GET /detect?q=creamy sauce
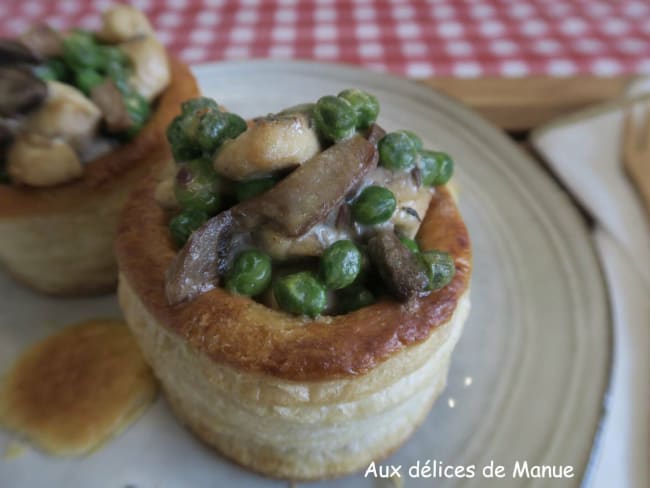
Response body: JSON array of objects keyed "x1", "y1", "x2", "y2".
[
  {"x1": 0, "y1": 319, "x2": 157, "y2": 456},
  {"x1": 353, "y1": 166, "x2": 435, "y2": 239}
]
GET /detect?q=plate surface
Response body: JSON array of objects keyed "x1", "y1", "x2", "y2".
[{"x1": 0, "y1": 61, "x2": 611, "y2": 488}]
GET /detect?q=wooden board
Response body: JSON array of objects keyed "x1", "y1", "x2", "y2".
[{"x1": 423, "y1": 76, "x2": 635, "y2": 131}]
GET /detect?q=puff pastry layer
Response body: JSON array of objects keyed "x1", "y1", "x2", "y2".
[
  {"x1": 116, "y1": 175, "x2": 472, "y2": 479},
  {"x1": 0, "y1": 58, "x2": 198, "y2": 295}
]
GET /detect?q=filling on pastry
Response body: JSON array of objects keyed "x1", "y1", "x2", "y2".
[
  {"x1": 0, "y1": 5, "x2": 170, "y2": 187},
  {"x1": 161, "y1": 90, "x2": 457, "y2": 317}
]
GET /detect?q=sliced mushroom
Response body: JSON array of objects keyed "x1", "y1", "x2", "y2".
[
  {"x1": 247, "y1": 133, "x2": 377, "y2": 237},
  {"x1": 165, "y1": 134, "x2": 378, "y2": 304},
  {"x1": 7, "y1": 133, "x2": 82, "y2": 187},
  {"x1": 0, "y1": 67, "x2": 47, "y2": 117},
  {"x1": 24, "y1": 80, "x2": 101, "y2": 150},
  {"x1": 366, "y1": 229, "x2": 430, "y2": 301},
  {"x1": 91, "y1": 79, "x2": 133, "y2": 132},
  {"x1": 19, "y1": 25, "x2": 63, "y2": 58},
  {"x1": 97, "y1": 5, "x2": 154, "y2": 43},
  {"x1": 165, "y1": 209, "x2": 237, "y2": 305},
  {"x1": 119, "y1": 36, "x2": 170, "y2": 101},
  {"x1": 214, "y1": 113, "x2": 321, "y2": 180},
  {"x1": 0, "y1": 39, "x2": 39, "y2": 64}
]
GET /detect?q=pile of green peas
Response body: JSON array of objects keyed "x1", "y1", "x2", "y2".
[
  {"x1": 35, "y1": 30, "x2": 150, "y2": 139},
  {"x1": 222, "y1": 239, "x2": 375, "y2": 317},
  {"x1": 378, "y1": 129, "x2": 454, "y2": 186},
  {"x1": 164, "y1": 90, "x2": 457, "y2": 315},
  {"x1": 167, "y1": 97, "x2": 249, "y2": 247},
  {"x1": 313, "y1": 89, "x2": 379, "y2": 142},
  {"x1": 273, "y1": 240, "x2": 375, "y2": 317}
]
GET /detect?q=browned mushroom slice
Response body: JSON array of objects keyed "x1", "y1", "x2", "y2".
[
  {"x1": 91, "y1": 80, "x2": 133, "y2": 132},
  {"x1": 0, "y1": 39, "x2": 39, "y2": 64},
  {"x1": 366, "y1": 229, "x2": 430, "y2": 301},
  {"x1": 248, "y1": 134, "x2": 378, "y2": 237},
  {"x1": 165, "y1": 209, "x2": 234, "y2": 305},
  {"x1": 165, "y1": 134, "x2": 378, "y2": 304},
  {"x1": 19, "y1": 25, "x2": 63, "y2": 59},
  {"x1": 0, "y1": 67, "x2": 47, "y2": 117}
]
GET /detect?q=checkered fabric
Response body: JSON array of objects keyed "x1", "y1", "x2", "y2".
[{"x1": 1, "y1": 0, "x2": 650, "y2": 77}]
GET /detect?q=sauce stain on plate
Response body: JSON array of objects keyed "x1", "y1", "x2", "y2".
[{"x1": 0, "y1": 319, "x2": 157, "y2": 456}]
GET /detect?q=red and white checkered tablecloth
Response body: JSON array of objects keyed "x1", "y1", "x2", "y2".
[{"x1": 1, "y1": 0, "x2": 650, "y2": 78}]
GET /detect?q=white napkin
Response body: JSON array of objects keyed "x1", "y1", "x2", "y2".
[{"x1": 531, "y1": 96, "x2": 650, "y2": 488}]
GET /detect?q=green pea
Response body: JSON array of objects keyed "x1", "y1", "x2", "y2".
[
  {"x1": 226, "y1": 249, "x2": 272, "y2": 296},
  {"x1": 167, "y1": 114, "x2": 201, "y2": 160},
  {"x1": 417, "y1": 150, "x2": 454, "y2": 186},
  {"x1": 337, "y1": 89, "x2": 379, "y2": 129},
  {"x1": 167, "y1": 101, "x2": 247, "y2": 161},
  {"x1": 181, "y1": 97, "x2": 220, "y2": 114},
  {"x1": 320, "y1": 240, "x2": 362, "y2": 290},
  {"x1": 313, "y1": 95, "x2": 357, "y2": 142},
  {"x1": 174, "y1": 158, "x2": 221, "y2": 214},
  {"x1": 194, "y1": 111, "x2": 246, "y2": 153},
  {"x1": 35, "y1": 58, "x2": 69, "y2": 81},
  {"x1": 431, "y1": 151, "x2": 453, "y2": 186},
  {"x1": 378, "y1": 131, "x2": 418, "y2": 171},
  {"x1": 416, "y1": 149, "x2": 438, "y2": 186},
  {"x1": 221, "y1": 112, "x2": 248, "y2": 141},
  {"x1": 75, "y1": 69, "x2": 104, "y2": 95},
  {"x1": 235, "y1": 176, "x2": 276, "y2": 202},
  {"x1": 122, "y1": 89, "x2": 151, "y2": 138},
  {"x1": 351, "y1": 185, "x2": 397, "y2": 225},
  {"x1": 420, "y1": 250, "x2": 455, "y2": 291},
  {"x1": 273, "y1": 272, "x2": 328, "y2": 317},
  {"x1": 398, "y1": 130, "x2": 423, "y2": 150},
  {"x1": 338, "y1": 284, "x2": 375, "y2": 313},
  {"x1": 169, "y1": 208, "x2": 207, "y2": 247},
  {"x1": 62, "y1": 30, "x2": 102, "y2": 70},
  {"x1": 196, "y1": 110, "x2": 231, "y2": 154},
  {"x1": 98, "y1": 46, "x2": 128, "y2": 68},
  {"x1": 399, "y1": 236, "x2": 420, "y2": 253},
  {"x1": 105, "y1": 60, "x2": 130, "y2": 91}
]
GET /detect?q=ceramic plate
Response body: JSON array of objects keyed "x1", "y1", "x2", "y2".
[{"x1": 0, "y1": 61, "x2": 612, "y2": 488}]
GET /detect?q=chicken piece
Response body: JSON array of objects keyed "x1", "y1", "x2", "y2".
[
  {"x1": 98, "y1": 5, "x2": 154, "y2": 43},
  {"x1": 119, "y1": 36, "x2": 170, "y2": 101},
  {"x1": 7, "y1": 133, "x2": 82, "y2": 187},
  {"x1": 213, "y1": 113, "x2": 320, "y2": 181},
  {"x1": 24, "y1": 80, "x2": 101, "y2": 150},
  {"x1": 363, "y1": 167, "x2": 434, "y2": 239}
]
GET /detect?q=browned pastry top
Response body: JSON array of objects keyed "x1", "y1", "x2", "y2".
[
  {"x1": 0, "y1": 57, "x2": 198, "y2": 217},
  {"x1": 116, "y1": 175, "x2": 472, "y2": 382}
]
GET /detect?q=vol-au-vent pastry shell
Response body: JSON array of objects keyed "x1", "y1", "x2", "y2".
[
  {"x1": 116, "y1": 174, "x2": 471, "y2": 479},
  {"x1": 0, "y1": 58, "x2": 199, "y2": 295}
]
